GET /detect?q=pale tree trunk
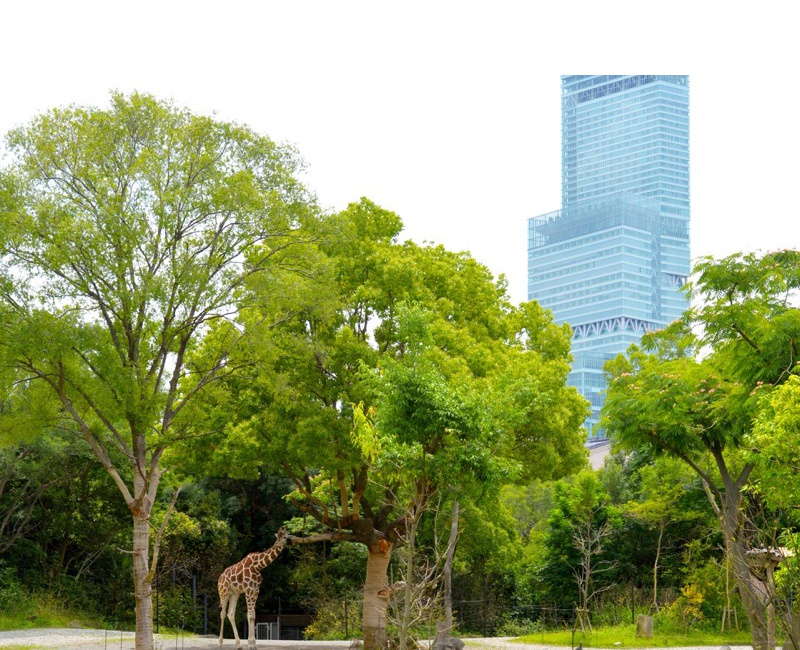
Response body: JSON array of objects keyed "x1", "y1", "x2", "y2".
[
  {"x1": 577, "y1": 520, "x2": 592, "y2": 612},
  {"x1": 730, "y1": 543, "x2": 771, "y2": 650},
  {"x1": 751, "y1": 546, "x2": 800, "y2": 650},
  {"x1": 582, "y1": 534, "x2": 591, "y2": 612},
  {"x1": 724, "y1": 500, "x2": 772, "y2": 650},
  {"x1": 783, "y1": 611, "x2": 800, "y2": 650},
  {"x1": 700, "y1": 459, "x2": 772, "y2": 650},
  {"x1": 397, "y1": 519, "x2": 418, "y2": 650},
  {"x1": 132, "y1": 513, "x2": 155, "y2": 650},
  {"x1": 433, "y1": 499, "x2": 460, "y2": 646},
  {"x1": 363, "y1": 541, "x2": 393, "y2": 650},
  {"x1": 126, "y1": 453, "x2": 178, "y2": 650},
  {"x1": 128, "y1": 460, "x2": 160, "y2": 650},
  {"x1": 443, "y1": 499, "x2": 459, "y2": 632},
  {"x1": 653, "y1": 521, "x2": 664, "y2": 612}
]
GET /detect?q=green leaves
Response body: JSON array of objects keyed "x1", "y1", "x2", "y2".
[
  {"x1": 604, "y1": 352, "x2": 744, "y2": 459},
  {"x1": 624, "y1": 456, "x2": 696, "y2": 525},
  {"x1": 690, "y1": 250, "x2": 800, "y2": 387},
  {"x1": 351, "y1": 402, "x2": 381, "y2": 464},
  {"x1": 0, "y1": 91, "x2": 316, "y2": 516},
  {"x1": 188, "y1": 196, "x2": 588, "y2": 547},
  {"x1": 605, "y1": 249, "x2": 800, "y2": 465},
  {"x1": 749, "y1": 376, "x2": 800, "y2": 517}
]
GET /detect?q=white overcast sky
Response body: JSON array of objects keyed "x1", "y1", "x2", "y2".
[{"x1": 2, "y1": 1, "x2": 797, "y2": 304}]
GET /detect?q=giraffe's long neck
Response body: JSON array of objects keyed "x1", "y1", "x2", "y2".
[{"x1": 251, "y1": 541, "x2": 285, "y2": 571}]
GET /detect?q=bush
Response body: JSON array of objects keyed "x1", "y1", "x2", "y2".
[
  {"x1": 0, "y1": 566, "x2": 34, "y2": 619},
  {"x1": 304, "y1": 594, "x2": 362, "y2": 640},
  {"x1": 495, "y1": 617, "x2": 542, "y2": 636},
  {"x1": 156, "y1": 585, "x2": 199, "y2": 631},
  {"x1": 657, "y1": 584, "x2": 705, "y2": 633}
]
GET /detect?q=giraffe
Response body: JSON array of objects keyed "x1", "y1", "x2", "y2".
[{"x1": 218, "y1": 527, "x2": 288, "y2": 648}]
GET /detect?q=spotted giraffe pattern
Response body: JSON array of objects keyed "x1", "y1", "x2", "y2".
[{"x1": 218, "y1": 527, "x2": 288, "y2": 648}]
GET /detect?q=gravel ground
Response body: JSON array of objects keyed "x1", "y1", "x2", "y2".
[
  {"x1": 0, "y1": 630, "x2": 759, "y2": 650},
  {"x1": 0, "y1": 628, "x2": 354, "y2": 649}
]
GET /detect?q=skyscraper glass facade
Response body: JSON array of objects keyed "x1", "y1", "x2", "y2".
[{"x1": 528, "y1": 75, "x2": 690, "y2": 434}]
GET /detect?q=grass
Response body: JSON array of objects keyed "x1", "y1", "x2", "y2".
[
  {"x1": 0, "y1": 613, "x2": 106, "y2": 632},
  {"x1": 515, "y1": 623, "x2": 754, "y2": 647},
  {"x1": 0, "y1": 607, "x2": 109, "y2": 632},
  {"x1": 0, "y1": 588, "x2": 116, "y2": 632}
]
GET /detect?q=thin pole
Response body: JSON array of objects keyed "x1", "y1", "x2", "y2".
[{"x1": 631, "y1": 581, "x2": 635, "y2": 625}]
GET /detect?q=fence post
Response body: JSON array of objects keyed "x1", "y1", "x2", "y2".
[{"x1": 631, "y1": 582, "x2": 635, "y2": 625}]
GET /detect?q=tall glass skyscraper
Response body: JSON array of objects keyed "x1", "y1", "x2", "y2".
[{"x1": 528, "y1": 75, "x2": 690, "y2": 434}]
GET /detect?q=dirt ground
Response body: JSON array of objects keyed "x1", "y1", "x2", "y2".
[
  {"x1": 0, "y1": 629, "x2": 757, "y2": 650},
  {"x1": 0, "y1": 628, "x2": 351, "y2": 650}
]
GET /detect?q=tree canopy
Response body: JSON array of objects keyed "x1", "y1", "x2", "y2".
[
  {"x1": 602, "y1": 250, "x2": 800, "y2": 650},
  {"x1": 0, "y1": 92, "x2": 315, "y2": 650},
  {"x1": 180, "y1": 197, "x2": 588, "y2": 648}
]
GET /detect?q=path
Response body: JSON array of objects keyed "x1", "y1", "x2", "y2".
[{"x1": 0, "y1": 629, "x2": 758, "y2": 650}]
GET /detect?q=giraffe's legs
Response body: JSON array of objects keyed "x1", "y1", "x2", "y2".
[
  {"x1": 226, "y1": 594, "x2": 242, "y2": 648},
  {"x1": 218, "y1": 594, "x2": 227, "y2": 646},
  {"x1": 245, "y1": 592, "x2": 258, "y2": 648}
]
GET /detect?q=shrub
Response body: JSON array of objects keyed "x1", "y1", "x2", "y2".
[
  {"x1": 0, "y1": 566, "x2": 33, "y2": 618},
  {"x1": 496, "y1": 617, "x2": 541, "y2": 636},
  {"x1": 304, "y1": 595, "x2": 362, "y2": 640},
  {"x1": 664, "y1": 584, "x2": 704, "y2": 631}
]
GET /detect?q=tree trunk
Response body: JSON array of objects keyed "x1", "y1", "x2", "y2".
[
  {"x1": 718, "y1": 480, "x2": 772, "y2": 650},
  {"x1": 732, "y1": 545, "x2": 771, "y2": 646},
  {"x1": 443, "y1": 499, "x2": 459, "y2": 632},
  {"x1": 653, "y1": 522, "x2": 664, "y2": 612},
  {"x1": 783, "y1": 610, "x2": 800, "y2": 650},
  {"x1": 731, "y1": 545, "x2": 772, "y2": 650},
  {"x1": 363, "y1": 540, "x2": 393, "y2": 650},
  {"x1": 398, "y1": 521, "x2": 417, "y2": 650},
  {"x1": 132, "y1": 512, "x2": 155, "y2": 650},
  {"x1": 700, "y1": 453, "x2": 773, "y2": 650}
]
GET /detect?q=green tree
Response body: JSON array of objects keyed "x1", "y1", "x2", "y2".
[
  {"x1": 186, "y1": 199, "x2": 588, "y2": 649},
  {"x1": 0, "y1": 93, "x2": 313, "y2": 650},
  {"x1": 624, "y1": 456, "x2": 698, "y2": 611},
  {"x1": 540, "y1": 469, "x2": 621, "y2": 630},
  {"x1": 750, "y1": 376, "x2": 800, "y2": 520},
  {"x1": 750, "y1": 378, "x2": 800, "y2": 649},
  {"x1": 0, "y1": 394, "x2": 134, "y2": 619},
  {"x1": 0, "y1": 439, "x2": 57, "y2": 556},
  {"x1": 603, "y1": 250, "x2": 800, "y2": 650},
  {"x1": 447, "y1": 494, "x2": 522, "y2": 634}
]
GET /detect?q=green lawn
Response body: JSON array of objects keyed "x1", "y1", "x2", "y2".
[
  {"x1": 514, "y1": 624, "x2": 754, "y2": 647},
  {"x1": 0, "y1": 612, "x2": 106, "y2": 632}
]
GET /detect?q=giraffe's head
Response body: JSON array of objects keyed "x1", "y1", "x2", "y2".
[{"x1": 275, "y1": 526, "x2": 288, "y2": 548}]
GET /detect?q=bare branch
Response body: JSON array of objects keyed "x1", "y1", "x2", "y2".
[
  {"x1": 288, "y1": 532, "x2": 359, "y2": 545},
  {"x1": 146, "y1": 486, "x2": 182, "y2": 584}
]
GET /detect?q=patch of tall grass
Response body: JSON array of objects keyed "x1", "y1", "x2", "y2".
[
  {"x1": 0, "y1": 576, "x2": 107, "y2": 631},
  {"x1": 515, "y1": 623, "x2": 753, "y2": 648}
]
